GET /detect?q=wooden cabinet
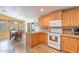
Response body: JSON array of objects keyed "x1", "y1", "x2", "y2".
[
  {"x1": 39, "y1": 10, "x2": 62, "y2": 27},
  {"x1": 62, "y1": 40, "x2": 77, "y2": 53},
  {"x1": 54, "y1": 11, "x2": 62, "y2": 20},
  {"x1": 31, "y1": 33, "x2": 40, "y2": 47},
  {"x1": 39, "y1": 16, "x2": 50, "y2": 27},
  {"x1": 39, "y1": 8, "x2": 79, "y2": 27},
  {"x1": 50, "y1": 11, "x2": 62, "y2": 20},
  {"x1": 43, "y1": 16, "x2": 50, "y2": 26},
  {"x1": 28, "y1": 32, "x2": 48, "y2": 47},
  {"x1": 62, "y1": 10, "x2": 71, "y2": 26},
  {"x1": 78, "y1": 39, "x2": 79, "y2": 52},
  {"x1": 40, "y1": 33, "x2": 48, "y2": 45},
  {"x1": 62, "y1": 8, "x2": 79, "y2": 27},
  {"x1": 71, "y1": 8, "x2": 79, "y2": 26},
  {"x1": 61, "y1": 36, "x2": 78, "y2": 53}
]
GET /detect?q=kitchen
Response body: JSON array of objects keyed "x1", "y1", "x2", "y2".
[
  {"x1": 26, "y1": 7, "x2": 79, "y2": 53},
  {"x1": 0, "y1": 6, "x2": 79, "y2": 53}
]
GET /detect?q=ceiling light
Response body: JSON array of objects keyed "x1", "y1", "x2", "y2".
[
  {"x1": 14, "y1": 22, "x2": 17, "y2": 24},
  {"x1": 40, "y1": 8, "x2": 44, "y2": 12}
]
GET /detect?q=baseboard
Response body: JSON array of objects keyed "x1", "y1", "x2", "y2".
[
  {"x1": 48, "y1": 46, "x2": 62, "y2": 52},
  {"x1": 0, "y1": 35, "x2": 9, "y2": 40},
  {"x1": 31, "y1": 42, "x2": 41, "y2": 48}
]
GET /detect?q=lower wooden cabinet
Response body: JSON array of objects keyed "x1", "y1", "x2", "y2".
[
  {"x1": 61, "y1": 35, "x2": 79, "y2": 53},
  {"x1": 28, "y1": 32, "x2": 48, "y2": 47},
  {"x1": 31, "y1": 33, "x2": 40, "y2": 47},
  {"x1": 78, "y1": 40, "x2": 79, "y2": 52},
  {"x1": 40, "y1": 33, "x2": 48, "y2": 45},
  {"x1": 62, "y1": 41, "x2": 77, "y2": 53}
]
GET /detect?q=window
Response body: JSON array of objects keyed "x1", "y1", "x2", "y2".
[
  {"x1": 10, "y1": 22, "x2": 15, "y2": 30},
  {"x1": 0, "y1": 20, "x2": 6, "y2": 32},
  {"x1": 18, "y1": 23, "x2": 22, "y2": 30}
]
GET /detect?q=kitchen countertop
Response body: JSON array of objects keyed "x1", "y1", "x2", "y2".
[
  {"x1": 61, "y1": 34, "x2": 79, "y2": 38},
  {"x1": 26, "y1": 32, "x2": 48, "y2": 33},
  {"x1": 26, "y1": 32, "x2": 48, "y2": 35}
]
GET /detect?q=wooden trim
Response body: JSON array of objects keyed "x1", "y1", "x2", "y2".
[
  {"x1": 61, "y1": 50, "x2": 71, "y2": 53},
  {"x1": 62, "y1": 7, "x2": 79, "y2": 11}
]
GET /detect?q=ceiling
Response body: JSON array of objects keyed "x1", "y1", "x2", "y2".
[{"x1": 0, "y1": 6, "x2": 75, "y2": 20}]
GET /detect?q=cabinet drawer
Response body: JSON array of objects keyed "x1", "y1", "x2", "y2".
[
  {"x1": 61, "y1": 36, "x2": 77, "y2": 42},
  {"x1": 62, "y1": 41, "x2": 77, "y2": 53}
]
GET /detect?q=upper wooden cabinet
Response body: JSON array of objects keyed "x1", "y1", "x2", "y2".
[
  {"x1": 39, "y1": 8, "x2": 79, "y2": 27},
  {"x1": 39, "y1": 15, "x2": 50, "y2": 27},
  {"x1": 71, "y1": 8, "x2": 79, "y2": 26},
  {"x1": 62, "y1": 8, "x2": 79, "y2": 27},
  {"x1": 62, "y1": 10, "x2": 71, "y2": 26},
  {"x1": 54, "y1": 11, "x2": 62, "y2": 20},
  {"x1": 39, "y1": 10, "x2": 62, "y2": 27},
  {"x1": 50, "y1": 11, "x2": 62, "y2": 20}
]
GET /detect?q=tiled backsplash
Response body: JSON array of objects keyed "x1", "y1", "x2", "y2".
[
  {"x1": 40, "y1": 26, "x2": 50, "y2": 32},
  {"x1": 63, "y1": 29, "x2": 73, "y2": 35}
]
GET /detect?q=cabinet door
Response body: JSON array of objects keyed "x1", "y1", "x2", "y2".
[
  {"x1": 31, "y1": 34, "x2": 40, "y2": 47},
  {"x1": 62, "y1": 10, "x2": 71, "y2": 26},
  {"x1": 39, "y1": 16, "x2": 50, "y2": 27},
  {"x1": 61, "y1": 36, "x2": 77, "y2": 53},
  {"x1": 43, "y1": 16, "x2": 50, "y2": 26},
  {"x1": 42, "y1": 33, "x2": 48, "y2": 45},
  {"x1": 40, "y1": 33, "x2": 48, "y2": 45},
  {"x1": 62, "y1": 40, "x2": 77, "y2": 53},
  {"x1": 54, "y1": 11, "x2": 62, "y2": 20},
  {"x1": 78, "y1": 39, "x2": 79, "y2": 53},
  {"x1": 71, "y1": 8, "x2": 79, "y2": 26},
  {"x1": 50, "y1": 13, "x2": 54, "y2": 20}
]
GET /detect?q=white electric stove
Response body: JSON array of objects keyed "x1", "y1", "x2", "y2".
[{"x1": 48, "y1": 20, "x2": 62, "y2": 50}]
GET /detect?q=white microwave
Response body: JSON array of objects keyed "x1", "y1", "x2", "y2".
[{"x1": 50, "y1": 20, "x2": 62, "y2": 27}]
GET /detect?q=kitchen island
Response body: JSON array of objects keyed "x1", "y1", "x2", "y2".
[{"x1": 26, "y1": 32, "x2": 48, "y2": 48}]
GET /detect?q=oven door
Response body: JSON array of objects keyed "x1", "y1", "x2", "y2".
[
  {"x1": 49, "y1": 33, "x2": 58, "y2": 42},
  {"x1": 48, "y1": 33, "x2": 61, "y2": 50}
]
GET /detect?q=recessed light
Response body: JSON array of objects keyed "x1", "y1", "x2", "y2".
[{"x1": 40, "y1": 8, "x2": 44, "y2": 12}]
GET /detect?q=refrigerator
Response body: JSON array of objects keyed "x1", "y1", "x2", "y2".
[{"x1": 27, "y1": 23, "x2": 39, "y2": 33}]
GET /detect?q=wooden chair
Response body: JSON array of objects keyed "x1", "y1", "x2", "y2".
[
  {"x1": 9, "y1": 30, "x2": 16, "y2": 41},
  {"x1": 15, "y1": 30, "x2": 22, "y2": 40},
  {"x1": 10, "y1": 30, "x2": 23, "y2": 41}
]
